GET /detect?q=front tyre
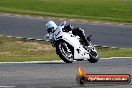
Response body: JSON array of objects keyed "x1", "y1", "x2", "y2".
[
  {"x1": 56, "y1": 41, "x2": 73, "y2": 63},
  {"x1": 88, "y1": 46, "x2": 99, "y2": 63}
]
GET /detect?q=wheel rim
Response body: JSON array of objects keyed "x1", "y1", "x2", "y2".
[
  {"x1": 59, "y1": 43, "x2": 73, "y2": 61},
  {"x1": 90, "y1": 46, "x2": 98, "y2": 58},
  {"x1": 90, "y1": 50, "x2": 97, "y2": 57}
]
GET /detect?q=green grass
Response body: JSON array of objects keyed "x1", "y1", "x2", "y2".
[
  {"x1": 97, "y1": 47, "x2": 132, "y2": 58},
  {"x1": 0, "y1": 36, "x2": 132, "y2": 62},
  {"x1": 0, "y1": 0, "x2": 132, "y2": 23},
  {"x1": 0, "y1": 36, "x2": 60, "y2": 62},
  {"x1": 0, "y1": 56, "x2": 60, "y2": 62}
]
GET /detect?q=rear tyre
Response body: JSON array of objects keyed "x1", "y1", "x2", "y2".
[{"x1": 56, "y1": 41, "x2": 74, "y2": 63}]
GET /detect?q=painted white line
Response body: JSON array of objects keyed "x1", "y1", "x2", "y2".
[
  {"x1": 69, "y1": 19, "x2": 75, "y2": 21},
  {"x1": 25, "y1": 15, "x2": 31, "y2": 18},
  {"x1": 0, "y1": 57, "x2": 132, "y2": 64},
  {"x1": 110, "y1": 57, "x2": 132, "y2": 59},
  {"x1": 15, "y1": 14, "x2": 21, "y2": 17},
  {"x1": 27, "y1": 38, "x2": 34, "y2": 40},
  {"x1": 118, "y1": 24, "x2": 124, "y2": 26},
  {"x1": 0, "y1": 86, "x2": 15, "y2": 88},
  {"x1": 23, "y1": 15, "x2": 35, "y2": 19},
  {"x1": 94, "y1": 45, "x2": 102, "y2": 47},
  {"x1": 4, "y1": 13, "x2": 10, "y2": 16},
  {"x1": 111, "y1": 47, "x2": 118, "y2": 49},
  {"x1": 91, "y1": 24, "x2": 99, "y2": 25},
  {"x1": 104, "y1": 23, "x2": 111, "y2": 25},
  {"x1": 0, "y1": 60, "x2": 64, "y2": 64},
  {"x1": 28, "y1": 60, "x2": 64, "y2": 63},
  {"x1": 16, "y1": 37, "x2": 22, "y2": 39},
  {"x1": 102, "y1": 46, "x2": 109, "y2": 48},
  {"x1": 0, "y1": 62, "x2": 31, "y2": 64},
  {"x1": 0, "y1": 35, "x2": 4, "y2": 37},
  {"x1": 101, "y1": 57, "x2": 132, "y2": 59},
  {"x1": 94, "y1": 45, "x2": 118, "y2": 48},
  {"x1": 82, "y1": 21, "x2": 87, "y2": 23},
  {"x1": 59, "y1": 19, "x2": 65, "y2": 21},
  {"x1": 101, "y1": 58, "x2": 114, "y2": 60},
  {"x1": 45, "y1": 40, "x2": 50, "y2": 42},
  {"x1": 36, "y1": 39, "x2": 43, "y2": 41},
  {"x1": 7, "y1": 36, "x2": 13, "y2": 38},
  {"x1": 37, "y1": 17, "x2": 43, "y2": 19},
  {"x1": 92, "y1": 22, "x2": 100, "y2": 24}
]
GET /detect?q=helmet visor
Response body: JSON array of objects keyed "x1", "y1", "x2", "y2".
[{"x1": 46, "y1": 27, "x2": 54, "y2": 33}]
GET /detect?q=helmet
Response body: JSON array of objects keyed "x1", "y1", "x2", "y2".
[{"x1": 46, "y1": 21, "x2": 57, "y2": 33}]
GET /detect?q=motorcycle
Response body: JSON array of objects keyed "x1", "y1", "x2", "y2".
[{"x1": 45, "y1": 21, "x2": 99, "y2": 63}]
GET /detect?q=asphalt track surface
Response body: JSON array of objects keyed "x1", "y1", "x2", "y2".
[
  {"x1": 0, "y1": 58, "x2": 131, "y2": 88},
  {"x1": 0, "y1": 15, "x2": 132, "y2": 48},
  {"x1": 0, "y1": 15, "x2": 132, "y2": 88}
]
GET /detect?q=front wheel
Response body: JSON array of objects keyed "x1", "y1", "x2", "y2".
[
  {"x1": 56, "y1": 41, "x2": 74, "y2": 63},
  {"x1": 88, "y1": 46, "x2": 99, "y2": 63}
]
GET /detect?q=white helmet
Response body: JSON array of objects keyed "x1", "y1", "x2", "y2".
[{"x1": 46, "y1": 21, "x2": 57, "y2": 33}]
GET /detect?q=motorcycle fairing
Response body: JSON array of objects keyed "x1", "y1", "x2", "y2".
[{"x1": 55, "y1": 31, "x2": 90, "y2": 60}]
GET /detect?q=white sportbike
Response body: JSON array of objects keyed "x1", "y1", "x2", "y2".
[{"x1": 45, "y1": 21, "x2": 99, "y2": 63}]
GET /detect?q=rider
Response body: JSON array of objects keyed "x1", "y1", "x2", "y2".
[{"x1": 45, "y1": 21, "x2": 89, "y2": 46}]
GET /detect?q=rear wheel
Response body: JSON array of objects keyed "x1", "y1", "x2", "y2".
[{"x1": 56, "y1": 41, "x2": 74, "y2": 63}]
